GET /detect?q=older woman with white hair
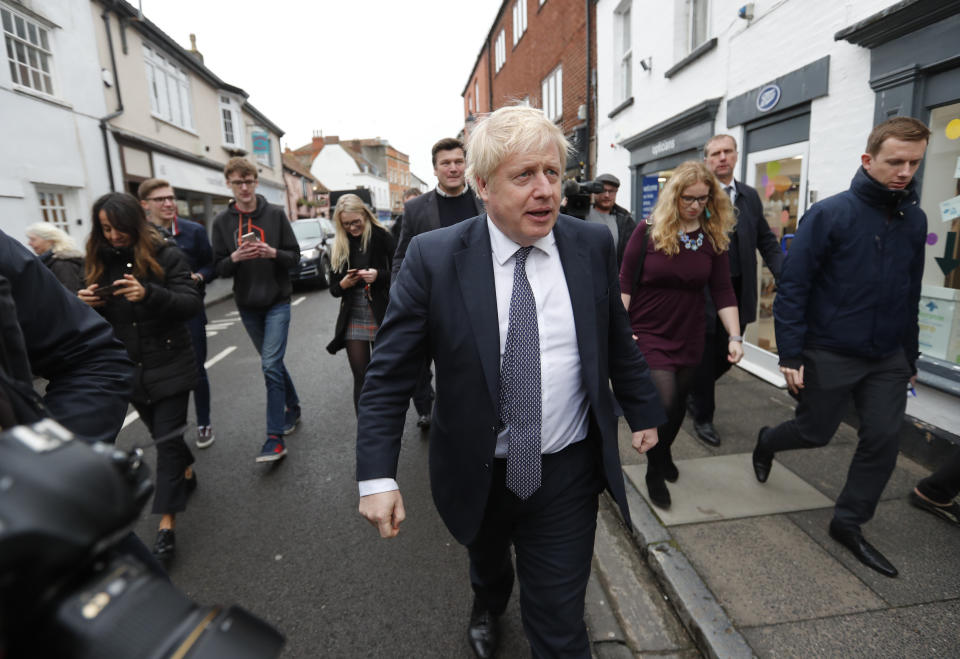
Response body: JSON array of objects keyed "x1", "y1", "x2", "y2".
[{"x1": 26, "y1": 222, "x2": 85, "y2": 293}]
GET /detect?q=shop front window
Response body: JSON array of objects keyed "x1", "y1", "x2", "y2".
[
  {"x1": 745, "y1": 143, "x2": 809, "y2": 355},
  {"x1": 918, "y1": 102, "x2": 960, "y2": 364}
]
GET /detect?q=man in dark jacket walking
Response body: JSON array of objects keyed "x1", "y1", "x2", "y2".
[
  {"x1": 752, "y1": 117, "x2": 930, "y2": 578},
  {"x1": 587, "y1": 173, "x2": 636, "y2": 267},
  {"x1": 139, "y1": 178, "x2": 217, "y2": 449},
  {"x1": 212, "y1": 157, "x2": 302, "y2": 463},
  {"x1": 688, "y1": 135, "x2": 783, "y2": 446}
]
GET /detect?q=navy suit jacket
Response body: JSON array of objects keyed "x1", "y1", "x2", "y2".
[
  {"x1": 391, "y1": 188, "x2": 484, "y2": 278},
  {"x1": 170, "y1": 217, "x2": 215, "y2": 283},
  {"x1": 357, "y1": 214, "x2": 665, "y2": 545}
]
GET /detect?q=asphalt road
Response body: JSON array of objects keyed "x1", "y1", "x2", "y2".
[{"x1": 118, "y1": 285, "x2": 530, "y2": 658}]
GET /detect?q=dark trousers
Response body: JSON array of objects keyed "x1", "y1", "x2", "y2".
[
  {"x1": 764, "y1": 348, "x2": 911, "y2": 531},
  {"x1": 467, "y1": 438, "x2": 602, "y2": 658},
  {"x1": 186, "y1": 312, "x2": 211, "y2": 427},
  {"x1": 917, "y1": 447, "x2": 960, "y2": 504},
  {"x1": 133, "y1": 391, "x2": 194, "y2": 516},
  {"x1": 688, "y1": 317, "x2": 746, "y2": 424},
  {"x1": 412, "y1": 356, "x2": 434, "y2": 416}
]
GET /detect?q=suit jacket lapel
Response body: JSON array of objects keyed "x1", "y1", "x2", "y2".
[
  {"x1": 427, "y1": 190, "x2": 442, "y2": 231},
  {"x1": 554, "y1": 219, "x2": 599, "y2": 397},
  {"x1": 454, "y1": 217, "x2": 501, "y2": 409}
]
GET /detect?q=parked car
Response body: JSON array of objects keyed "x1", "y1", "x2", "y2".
[{"x1": 290, "y1": 218, "x2": 334, "y2": 288}]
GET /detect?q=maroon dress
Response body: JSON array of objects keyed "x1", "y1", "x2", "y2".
[{"x1": 619, "y1": 222, "x2": 736, "y2": 371}]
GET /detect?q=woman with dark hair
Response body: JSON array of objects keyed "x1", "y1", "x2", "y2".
[
  {"x1": 620, "y1": 161, "x2": 743, "y2": 509},
  {"x1": 325, "y1": 194, "x2": 394, "y2": 414},
  {"x1": 25, "y1": 222, "x2": 84, "y2": 293},
  {"x1": 78, "y1": 192, "x2": 201, "y2": 563}
]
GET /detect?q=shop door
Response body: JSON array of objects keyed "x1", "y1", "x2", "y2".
[{"x1": 742, "y1": 142, "x2": 809, "y2": 383}]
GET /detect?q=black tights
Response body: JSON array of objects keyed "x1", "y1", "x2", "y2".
[
  {"x1": 345, "y1": 340, "x2": 372, "y2": 416},
  {"x1": 645, "y1": 367, "x2": 697, "y2": 478}
]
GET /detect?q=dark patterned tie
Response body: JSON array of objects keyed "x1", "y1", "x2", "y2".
[
  {"x1": 497, "y1": 246, "x2": 542, "y2": 500},
  {"x1": 724, "y1": 185, "x2": 733, "y2": 199}
]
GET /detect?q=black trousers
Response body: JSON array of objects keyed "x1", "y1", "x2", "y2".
[
  {"x1": 412, "y1": 355, "x2": 434, "y2": 417},
  {"x1": 764, "y1": 348, "x2": 911, "y2": 531},
  {"x1": 917, "y1": 446, "x2": 960, "y2": 504},
  {"x1": 133, "y1": 391, "x2": 194, "y2": 516},
  {"x1": 688, "y1": 317, "x2": 746, "y2": 424},
  {"x1": 467, "y1": 438, "x2": 602, "y2": 658}
]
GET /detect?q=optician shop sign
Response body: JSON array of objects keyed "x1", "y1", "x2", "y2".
[{"x1": 756, "y1": 84, "x2": 782, "y2": 113}]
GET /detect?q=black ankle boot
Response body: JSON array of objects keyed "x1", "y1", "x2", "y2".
[{"x1": 646, "y1": 470, "x2": 672, "y2": 509}]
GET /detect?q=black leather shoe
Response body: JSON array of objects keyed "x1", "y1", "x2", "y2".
[
  {"x1": 646, "y1": 471, "x2": 671, "y2": 509},
  {"x1": 468, "y1": 599, "x2": 499, "y2": 659},
  {"x1": 752, "y1": 427, "x2": 773, "y2": 483},
  {"x1": 909, "y1": 490, "x2": 960, "y2": 527},
  {"x1": 694, "y1": 422, "x2": 721, "y2": 447},
  {"x1": 828, "y1": 521, "x2": 898, "y2": 578},
  {"x1": 185, "y1": 471, "x2": 198, "y2": 497},
  {"x1": 153, "y1": 529, "x2": 176, "y2": 562}
]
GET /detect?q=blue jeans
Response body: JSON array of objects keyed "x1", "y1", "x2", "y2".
[{"x1": 239, "y1": 303, "x2": 300, "y2": 437}]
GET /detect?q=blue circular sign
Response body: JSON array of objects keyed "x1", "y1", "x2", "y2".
[{"x1": 756, "y1": 84, "x2": 781, "y2": 112}]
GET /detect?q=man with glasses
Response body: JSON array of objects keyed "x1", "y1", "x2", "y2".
[
  {"x1": 687, "y1": 135, "x2": 783, "y2": 447},
  {"x1": 138, "y1": 178, "x2": 217, "y2": 450},
  {"x1": 587, "y1": 173, "x2": 636, "y2": 266},
  {"x1": 211, "y1": 157, "x2": 302, "y2": 463}
]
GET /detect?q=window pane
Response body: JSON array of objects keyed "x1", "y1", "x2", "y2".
[
  {"x1": 8, "y1": 60, "x2": 16, "y2": 83},
  {"x1": 39, "y1": 52, "x2": 48, "y2": 73},
  {"x1": 556, "y1": 68, "x2": 562, "y2": 118},
  {"x1": 14, "y1": 16, "x2": 24, "y2": 39},
  {"x1": 27, "y1": 45, "x2": 36, "y2": 68},
  {"x1": 39, "y1": 28, "x2": 47, "y2": 51},
  {"x1": 18, "y1": 63, "x2": 27, "y2": 85},
  {"x1": 42, "y1": 74, "x2": 51, "y2": 94},
  {"x1": 31, "y1": 69, "x2": 40, "y2": 89},
  {"x1": 2, "y1": 10, "x2": 12, "y2": 33},
  {"x1": 14, "y1": 40, "x2": 25, "y2": 64},
  {"x1": 27, "y1": 22, "x2": 36, "y2": 46}
]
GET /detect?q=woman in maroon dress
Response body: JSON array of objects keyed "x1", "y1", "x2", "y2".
[{"x1": 619, "y1": 161, "x2": 743, "y2": 509}]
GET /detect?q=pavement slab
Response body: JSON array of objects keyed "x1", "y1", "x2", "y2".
[
  {"x1": 623, "y1": 455, "x2": 834, "y2": 526},
  {"x1": 788, "y1": 500, "x2": 960, "y2": 608},
  {"x1": 742, "y1": 598, "x2": 960, "y2": 658},
  {"x1": 671, "y1": 516, "x2": 886, "y2": 627}
]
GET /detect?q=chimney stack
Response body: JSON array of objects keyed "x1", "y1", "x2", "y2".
[{"x1": 188, "y1": 34, "x2": 203, "y2": 64}]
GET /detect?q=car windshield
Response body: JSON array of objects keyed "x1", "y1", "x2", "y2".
[{"x1": 292, "y1": 222, "x2": 323, "y2": 241}]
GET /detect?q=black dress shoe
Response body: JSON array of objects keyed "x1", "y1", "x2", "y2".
[
  {"x1": 646, "y1": 471, "x2": 671, "y2": 509},
  {"x1": 694, "y1": 421, "x2": 721, "y2": 447},
  {"x1": 828, "y1": 522, "x2": 898, "y2": 578},
  {"x1": 752, "y1": 427, "x2": 773, "y2": 483},
  {"x1": 909, "y1": 490, "x2": 960, "y2": 527},
  {"x1": 153, "y1": 529, "x2": 176, "y2": 562},
  {"x1": 185, "y1": 471, "x2": 198, "y2": 497},
  {"x1": 468, "y1": 599, "x2": 499, "y2": 659}
]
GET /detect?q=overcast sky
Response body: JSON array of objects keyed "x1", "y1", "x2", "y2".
[{"x1": 140, "y1": 0, "x2": 504, "y2": 183}]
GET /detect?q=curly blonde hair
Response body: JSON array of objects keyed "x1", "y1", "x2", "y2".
[
  {"x1": 649, "y1": 161, "x2": 735, "y2": 256},
  {"x1": 330, "y1": 194, "x2": 385, "y2": 271}
]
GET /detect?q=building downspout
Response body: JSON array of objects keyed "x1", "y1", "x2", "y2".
[
  {"x1": 584, "y1": 0, "x2": 592, "y2": 180},
  {"x1": 99, "y1": 2, "x2": 124, "y2": 192}
]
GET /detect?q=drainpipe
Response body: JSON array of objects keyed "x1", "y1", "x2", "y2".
[
  {"x1": 99, "y1": 2, "x2": 124, "y2": 192},
  {"x1": 584, "y1": 0, "x2": 592, "y2": 180}
]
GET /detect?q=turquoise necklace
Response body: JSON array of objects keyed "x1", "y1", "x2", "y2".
[{"x1": 678, "y1": 228, "x2": 704, "y2": 251}]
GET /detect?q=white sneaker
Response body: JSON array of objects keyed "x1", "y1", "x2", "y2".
[{"x1": 196, "y1": 425, "x2": 215, "y2": 449}]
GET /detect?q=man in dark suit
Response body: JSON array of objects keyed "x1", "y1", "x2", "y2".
[
  {"x1": 392, "y1": 138, "x2": 485, "y2": 429},
  {"x1": 357, "y1": 106, "x2": 665, "y2": 658},
  {"x1": 687, "y1": 134, "x2": 783, "y2": 446},
  {"x1": 139, "y1": 178, "x2": 217, "y2": 449}
]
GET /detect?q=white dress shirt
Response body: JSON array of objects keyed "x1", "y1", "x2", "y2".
[
  {"x1": 725, "y1": 180, "x2": 738, "y2": 205},
  {"x1": 358, "y1": 216, "x2": 589, "y2": 497}
]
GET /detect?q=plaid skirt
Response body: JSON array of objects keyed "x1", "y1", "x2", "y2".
[{"x1": 345, "y1": 287, "x2": 378, "y2": 341}]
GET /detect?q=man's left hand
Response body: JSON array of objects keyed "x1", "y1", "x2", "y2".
[
  {"x1": 253, "y1": 242, "x2": 277, "y2": 259},
  {"x1": 631, "y1": 428, "x2": 658, "y2": 454}
]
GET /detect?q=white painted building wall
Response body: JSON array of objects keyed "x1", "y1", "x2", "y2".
[
  {"x1": 596, "y1": 0, "x2": 897, "y2": 209},
  {"x1": 0, "y1": 0, "x2": 113, "y2": 245},
  {"x1": 309, "y1": 144, "x2": 390, "y2": 214}
]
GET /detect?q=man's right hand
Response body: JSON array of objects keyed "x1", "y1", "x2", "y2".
[
  {"x1": 231, "y1": 241, "x2": 260, "y2": 263},
  {"x1": 779, "y1": 365, "x2": 804, "y2": 394},
  {"x1": 359, "y1": 490, "x2": 406, "y2": 538}
]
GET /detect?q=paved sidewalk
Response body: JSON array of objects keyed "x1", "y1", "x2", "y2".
[{"x1": 612, "y1": 366, "x2": 960, "y2": 657}]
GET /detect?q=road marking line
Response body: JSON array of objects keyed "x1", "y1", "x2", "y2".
[
  {"x1": 225, "y1": 311, "x2": 240, "y2": 316},
  {"x1": 292, "y1": 296, "x2": 306, "y2": 306},
  {"x1": 120, "y1": 345, "x2": 237, "y2": 431},
  {"x1": 206, "y1": 322, "x2": 234, "y2": 330}
]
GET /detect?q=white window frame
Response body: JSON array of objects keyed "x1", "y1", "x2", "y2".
[
  {"x1": 615, "y1": 2, "x2": 632, "y2": 102},
  {"x1": 35, "y1": 186, "x2": 73, "y2": 235},
  {"x1": 495, "y1": 30, "x2": 506, "y2": 72},
  {"x1": 512, "y1": 0, "x2": 527, "y2": 46},
  {"x1": 219, "y1": 95, "x2": 243, "y2": 148},
  {"x1": 474, "y1": 81, "x2": 479, "y2": 111},
  {"x1": 688, "y1": 0, "x2": 709, "y2": 52},
  {"x1": 143, "y1": 44, "x2": 195, "y2": 132},
  {"x1": 541, "y1": 65, "x2": 562, "y2": 122},
  {"x1": 1, "y1": 3, "x2": 55, "y2": 96}
]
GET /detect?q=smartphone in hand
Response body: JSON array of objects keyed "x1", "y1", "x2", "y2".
[
  {"x1": 241, "y1": 231, "x2": 260, "y2": 243},
  {"x1": 93, "y1": 283, "x2": 121, "y2": 298}
]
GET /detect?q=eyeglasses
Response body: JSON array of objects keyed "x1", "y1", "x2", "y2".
[
  {"x1": 228, "y1": 179, "x2": 257, "y2": 188},
  {"x1": 146, "y1": 195, "x2": 176, "y2": 203},
  {"x1": 679, "y1": 194, "x2": 711, "y2": 206},
  {"x1": 598, "y1": 187, "x2": 618, "y2": 196},
  {"x1": 341, "y1": 219, "x2": 364, "y2": 229}
]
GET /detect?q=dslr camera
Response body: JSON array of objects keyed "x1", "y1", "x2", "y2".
[
  {"x1": 0, "y1": 419, "x2": 283, "y2": 659},
  {"x1": 561, "y1": 179, "x2": 604, "y2": 220}
]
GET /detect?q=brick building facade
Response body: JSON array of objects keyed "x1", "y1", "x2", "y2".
[{"x1": 462, "y1": 0, "x2": 597, "y2": 178}]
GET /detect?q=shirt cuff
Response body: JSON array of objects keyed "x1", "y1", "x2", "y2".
[{"x1": 358, "y1": 478, "x2": 399, "y2": 497}]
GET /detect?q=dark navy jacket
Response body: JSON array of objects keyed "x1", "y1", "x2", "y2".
[
  {"x1": 167, "y1": 217, "x2": 215, "y2": 282},
  {"x1": 773, "y1": 167, "x2": 926, "y2": 372}
]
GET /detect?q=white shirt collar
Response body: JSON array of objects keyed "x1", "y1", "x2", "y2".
[
  {"x1": 486, "y1": 215, "x2": 555, "y2": 266},
  {"x1": 435, "y1": 183, "x2": 470, "y2": 198}
]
